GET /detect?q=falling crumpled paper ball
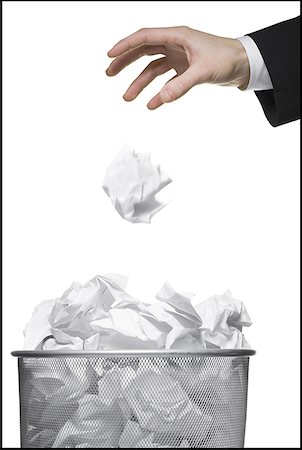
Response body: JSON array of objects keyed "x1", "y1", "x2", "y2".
[{"x1": 103, "y1": 145, "x2": 172, "y2": 223}]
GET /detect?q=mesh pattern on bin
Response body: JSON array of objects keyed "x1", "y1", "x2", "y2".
[{"x1": 17, "y1": 355, "x2": 249, "y2": 448}]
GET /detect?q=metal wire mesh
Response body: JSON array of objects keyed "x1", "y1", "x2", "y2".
[{"x1": 16, "y1": 354, "x2": 251, "y2": 448}]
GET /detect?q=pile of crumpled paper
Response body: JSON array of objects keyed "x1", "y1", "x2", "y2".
[
  {"x1": 23, "y1": 274, "x2": 252, "y2": 448},
  {"x1": 24, "y1": 274, "x2": 252, "y2": 351}
]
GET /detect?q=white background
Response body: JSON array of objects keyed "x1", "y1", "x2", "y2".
[{"x1": 2, "y1": 1, "x2": 300, "y2": 447}]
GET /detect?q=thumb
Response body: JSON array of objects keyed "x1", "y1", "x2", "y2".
[{"x1": 159, "y1": 67, "x2": 199, "y2": 103}]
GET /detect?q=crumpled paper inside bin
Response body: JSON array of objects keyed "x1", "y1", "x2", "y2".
[{"x1": 22, "y1": 355, "x2": 248, "y2": 448}]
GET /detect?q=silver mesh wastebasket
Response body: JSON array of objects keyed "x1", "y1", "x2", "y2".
[{"x1": 12, "y1": 349, "x2": 255, "y2": 448}]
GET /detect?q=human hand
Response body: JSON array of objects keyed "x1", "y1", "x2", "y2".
[{"x1": 106, "y1": 26, "x2": 250, "y2": 109}]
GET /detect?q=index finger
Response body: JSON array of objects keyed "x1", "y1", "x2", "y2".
[{"x1": 107, "y1": 26, "x2": 186, "y2": 57}]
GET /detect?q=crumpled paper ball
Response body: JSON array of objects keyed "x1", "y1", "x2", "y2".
[
  {"x1": 194, "y1": 289, "x2": 252, "y2": 349},
  {"x1": 103, "y1": 145, "x2": 172, "y2": 223}
]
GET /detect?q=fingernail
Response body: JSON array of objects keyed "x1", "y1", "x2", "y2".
[{"x1": 160, "y1": 89, "x2": 173, "y2": 103}]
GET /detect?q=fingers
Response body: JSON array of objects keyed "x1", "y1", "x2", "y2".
[
  {"x1": 106, "y1": 27, "x2": 197, "y2": 110},
  {"x1": 108, "y1": 27, "x2": 187, "y2": 58},
  {"x1": 106, "y1": 45, "x2": 167, "y2": 76},
  {"x1": 159, "y1": 66, "x2": 199, "y2": 103},
  {"x1": 123, "y1": 57, "x2": 172, "y2": 101},
  {"x1": 128, "y1": 66, "x2": 200, "y2": 110}
]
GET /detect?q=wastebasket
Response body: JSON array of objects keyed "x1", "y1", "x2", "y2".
[{"x1": 12, "y1": 349, "x2": 255, "y2": 448}]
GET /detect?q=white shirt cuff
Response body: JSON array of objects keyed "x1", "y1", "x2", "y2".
[{"x1": 237, "y1": 35, "x2": 273, "y2": 91}]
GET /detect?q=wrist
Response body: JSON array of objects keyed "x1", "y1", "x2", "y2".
[{"x1": 231, "y1": 39, "x2": 250, "y2": 90}]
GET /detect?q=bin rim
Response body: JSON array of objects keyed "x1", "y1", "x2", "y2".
[{"x1": 11, "y1": 349, "x2": 256, "y2": 358}]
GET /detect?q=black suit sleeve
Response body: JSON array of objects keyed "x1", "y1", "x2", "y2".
[{"x1": 248, "y1": 16, "x2": 300, "y2": 127}]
